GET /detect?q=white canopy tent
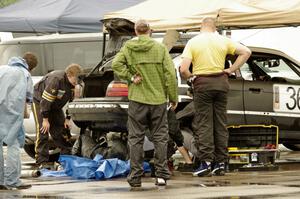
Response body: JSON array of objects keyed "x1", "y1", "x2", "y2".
[{"x1": 103, "y1": 0, "x2": 300, "y2": 31}]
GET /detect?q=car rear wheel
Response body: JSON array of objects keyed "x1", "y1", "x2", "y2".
[{"x1": 282, "y1": 144, "x2": 300, "y2": 151}]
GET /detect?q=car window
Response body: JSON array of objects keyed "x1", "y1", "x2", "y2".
[
  {"x1": 0, "y1": 44, "x2": 45, "y2": 75},
  {"x1": 240, "y1": 63, "x2": 253, "y2": 81},
  {"x1": 254, "y1": 59, "x2": 300, "y2": 80},
  {"x1": 52, "y1": 41, "x2": 103, "y2": 70},
  {"x1": 240, "y1": 55, "x2": 300, "y2": 81}
]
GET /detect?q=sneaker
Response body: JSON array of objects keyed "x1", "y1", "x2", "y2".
[
  {"x1": 155, "y1": 178, "x2": 167, "y2": 186},
  {"x1": 177, "y1": 163, "x2": 194, "y2": 172},
  {"x1": 212, "y1": 162, "x2": 225, "y2": 176},
  {"x1": 193, "y1": 161, "x2": 212, "y2": 177}
]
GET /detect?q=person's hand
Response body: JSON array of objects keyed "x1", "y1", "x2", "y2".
[
  {"x1": 64, "y1": 119, "x2": 71, "y2": 129},
  {"x1": 223, "y1": 68, "x2": 232, "y2": 75},
  {"x1": 169, "y1": 101, "x2": 178, "y2": 111},
  {"x1": 41, "y1": 118, "x2": 50, "y2": 134},
  {"x1": 132, "y1": 74, "x2": 142, "y2": 84}
]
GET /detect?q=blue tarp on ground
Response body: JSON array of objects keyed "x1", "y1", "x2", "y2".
[
  {"x1": 40, "y1": 169, "x2": 68, "y2": 177},
  {"x1": 41, "y1": 154, "x2": 150, "y2": 180},
  {"x1": 0, "y1": 0, "x2": 145, "y2": 33}
]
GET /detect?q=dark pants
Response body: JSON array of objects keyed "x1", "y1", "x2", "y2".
[
  {"x1": 193, "y1": 90, "x2": 229, "y2": 163},
  {"x1": 127, "y1": 101, "x2": 170, "y2": 185},
  {"x1": 32, "y1": 102, "x2": 72, "y2": 164}
]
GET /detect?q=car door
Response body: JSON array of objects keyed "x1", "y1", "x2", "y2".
[
  {"x1": 241, "y1": 54, "x2": 300, "y2": 135},
  {"x1": 243, "y1": 77, "x2": 274, "y2": 125},
  {"x1": 227, "y1": 78, "x2": 245, "y2": 125}
]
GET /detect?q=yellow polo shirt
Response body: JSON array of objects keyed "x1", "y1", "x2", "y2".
[{"x1": 181, "y1": 32, "x2": 236, "y2": 75}]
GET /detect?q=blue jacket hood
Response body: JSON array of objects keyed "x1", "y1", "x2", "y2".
[{"x1": 8, "y1": 56, "x2": 29, "y2": 70}]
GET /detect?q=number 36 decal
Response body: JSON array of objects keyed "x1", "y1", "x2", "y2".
[{"x1": 274, "y1": 84, "x2": 300, "y2": 113}]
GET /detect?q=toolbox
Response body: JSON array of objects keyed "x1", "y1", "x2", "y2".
[{"x1": 227, "y1": 124, "x2": 279, "y2": 171}]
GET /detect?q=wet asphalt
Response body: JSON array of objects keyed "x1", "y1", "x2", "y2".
[{"x1": 1, "y1": 148, "x2": 300, "y2": 199}]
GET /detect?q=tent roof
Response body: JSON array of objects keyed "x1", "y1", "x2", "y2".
[
  {"x1": 0, "y1": 0, "x2": 145, "y2": 33},
  {"x1": 103, "y1": 0, "x2": 300, "y2": 32}
]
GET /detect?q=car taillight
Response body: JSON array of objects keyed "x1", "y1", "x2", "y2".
[{"x1": 106, "y1": 81, "x2": 128, "y2": 97}]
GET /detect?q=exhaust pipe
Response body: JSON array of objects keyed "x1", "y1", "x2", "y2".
[{"x1": 21, "y1": 170, "x2": 41, "y2": 178}]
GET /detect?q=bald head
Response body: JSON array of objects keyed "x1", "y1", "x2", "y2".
[
  {"x1": 201, "y1": 17, "x2": 217, "y2": 32},
  {"x1": 134, "y1": 19, "x2": 151, "y2": 35}
]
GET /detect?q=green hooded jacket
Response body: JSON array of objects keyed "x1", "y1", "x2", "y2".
[{"x1": 112, "y1": 35, "x2": 178, "y2": 105}]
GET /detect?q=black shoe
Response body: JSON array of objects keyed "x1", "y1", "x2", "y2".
[
  {"x1": 193, "y1": 161, "x2": 212, "y2": 177},
  {"x1": 127, "y1": 177, "x2": 141, "y2": 188},
  {"x1": 129, "y1": 185, "x2": 142, "y2": 191},
  {"x1": 0, "y1": 185, "x2": 8, "y2": 190},
  {"x1": 6, "y1": 183, "x2": 32, "y2": 190},
  {"x1": 212, "y1": 162, "x2": 225, "y2": 176},
  {"x1": 17, "y1": 183, "x2": 32, "y2": 190},
  {"x1": 128, "y1": 182, "x2": 141, "y2": 191},
  {"x1": 177, "y1": 163, "x2": 194, "y2": 172},
  {"x1": 155, "y1": 178, "x2": 167, "y2": 186},
  {"x1": 128, "y1": 182, "x2": 141, "y2": 188}
]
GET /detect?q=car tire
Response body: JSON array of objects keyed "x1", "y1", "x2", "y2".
[{"x1": 282, "y1": 144, "x2": 300, "y2": 151}]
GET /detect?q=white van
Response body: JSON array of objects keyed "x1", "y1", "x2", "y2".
[
  {"x1": 0, "y1": 33, "x2": 105, "y2": 160},
  {"x1": 0, "y1": 33, "x2": 105, "y2": 75}
]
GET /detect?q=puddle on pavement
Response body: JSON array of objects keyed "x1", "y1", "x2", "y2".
[
  {"x1": 203, "y1": 192, "x2": 300, "y2": 199},
  {"x1": 4, "y1": 192, "x2": 299, "y2": 199},
  {"x1": 92, "y1": 181, "x2": 232, "y2": 193},
  {"x1": 241, "y1": 182, "x2": 271, "y2": 186},
  {"x1": 0, "y1": 194, "x2": 68, "y2": 199},
  {"x1": 99, "y1": 181, "x2": 232, "y2": 192},
  {"x1": 278, "y1": 164, "x2": 300, "y2": 171},
  {"x1": 103, "y1": 186, "x2": 167, "y2": 192}
]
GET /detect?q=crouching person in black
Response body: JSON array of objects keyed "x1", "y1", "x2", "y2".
[{"x1": 72, "y1": 131, "x2": 128, "y2": 161}]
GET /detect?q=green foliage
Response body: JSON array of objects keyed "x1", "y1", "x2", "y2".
[{"x1": 0, "y1": 0, "x2": 19, "y2": 8}]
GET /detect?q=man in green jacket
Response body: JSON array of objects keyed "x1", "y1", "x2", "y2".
[{"x1": 112, "y1": 19, "x2": 178, "y2": 187}]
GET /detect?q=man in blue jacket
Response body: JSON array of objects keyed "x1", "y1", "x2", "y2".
[{"x1": 0, "y1": 52, "x2": 37, "y2": 190}]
